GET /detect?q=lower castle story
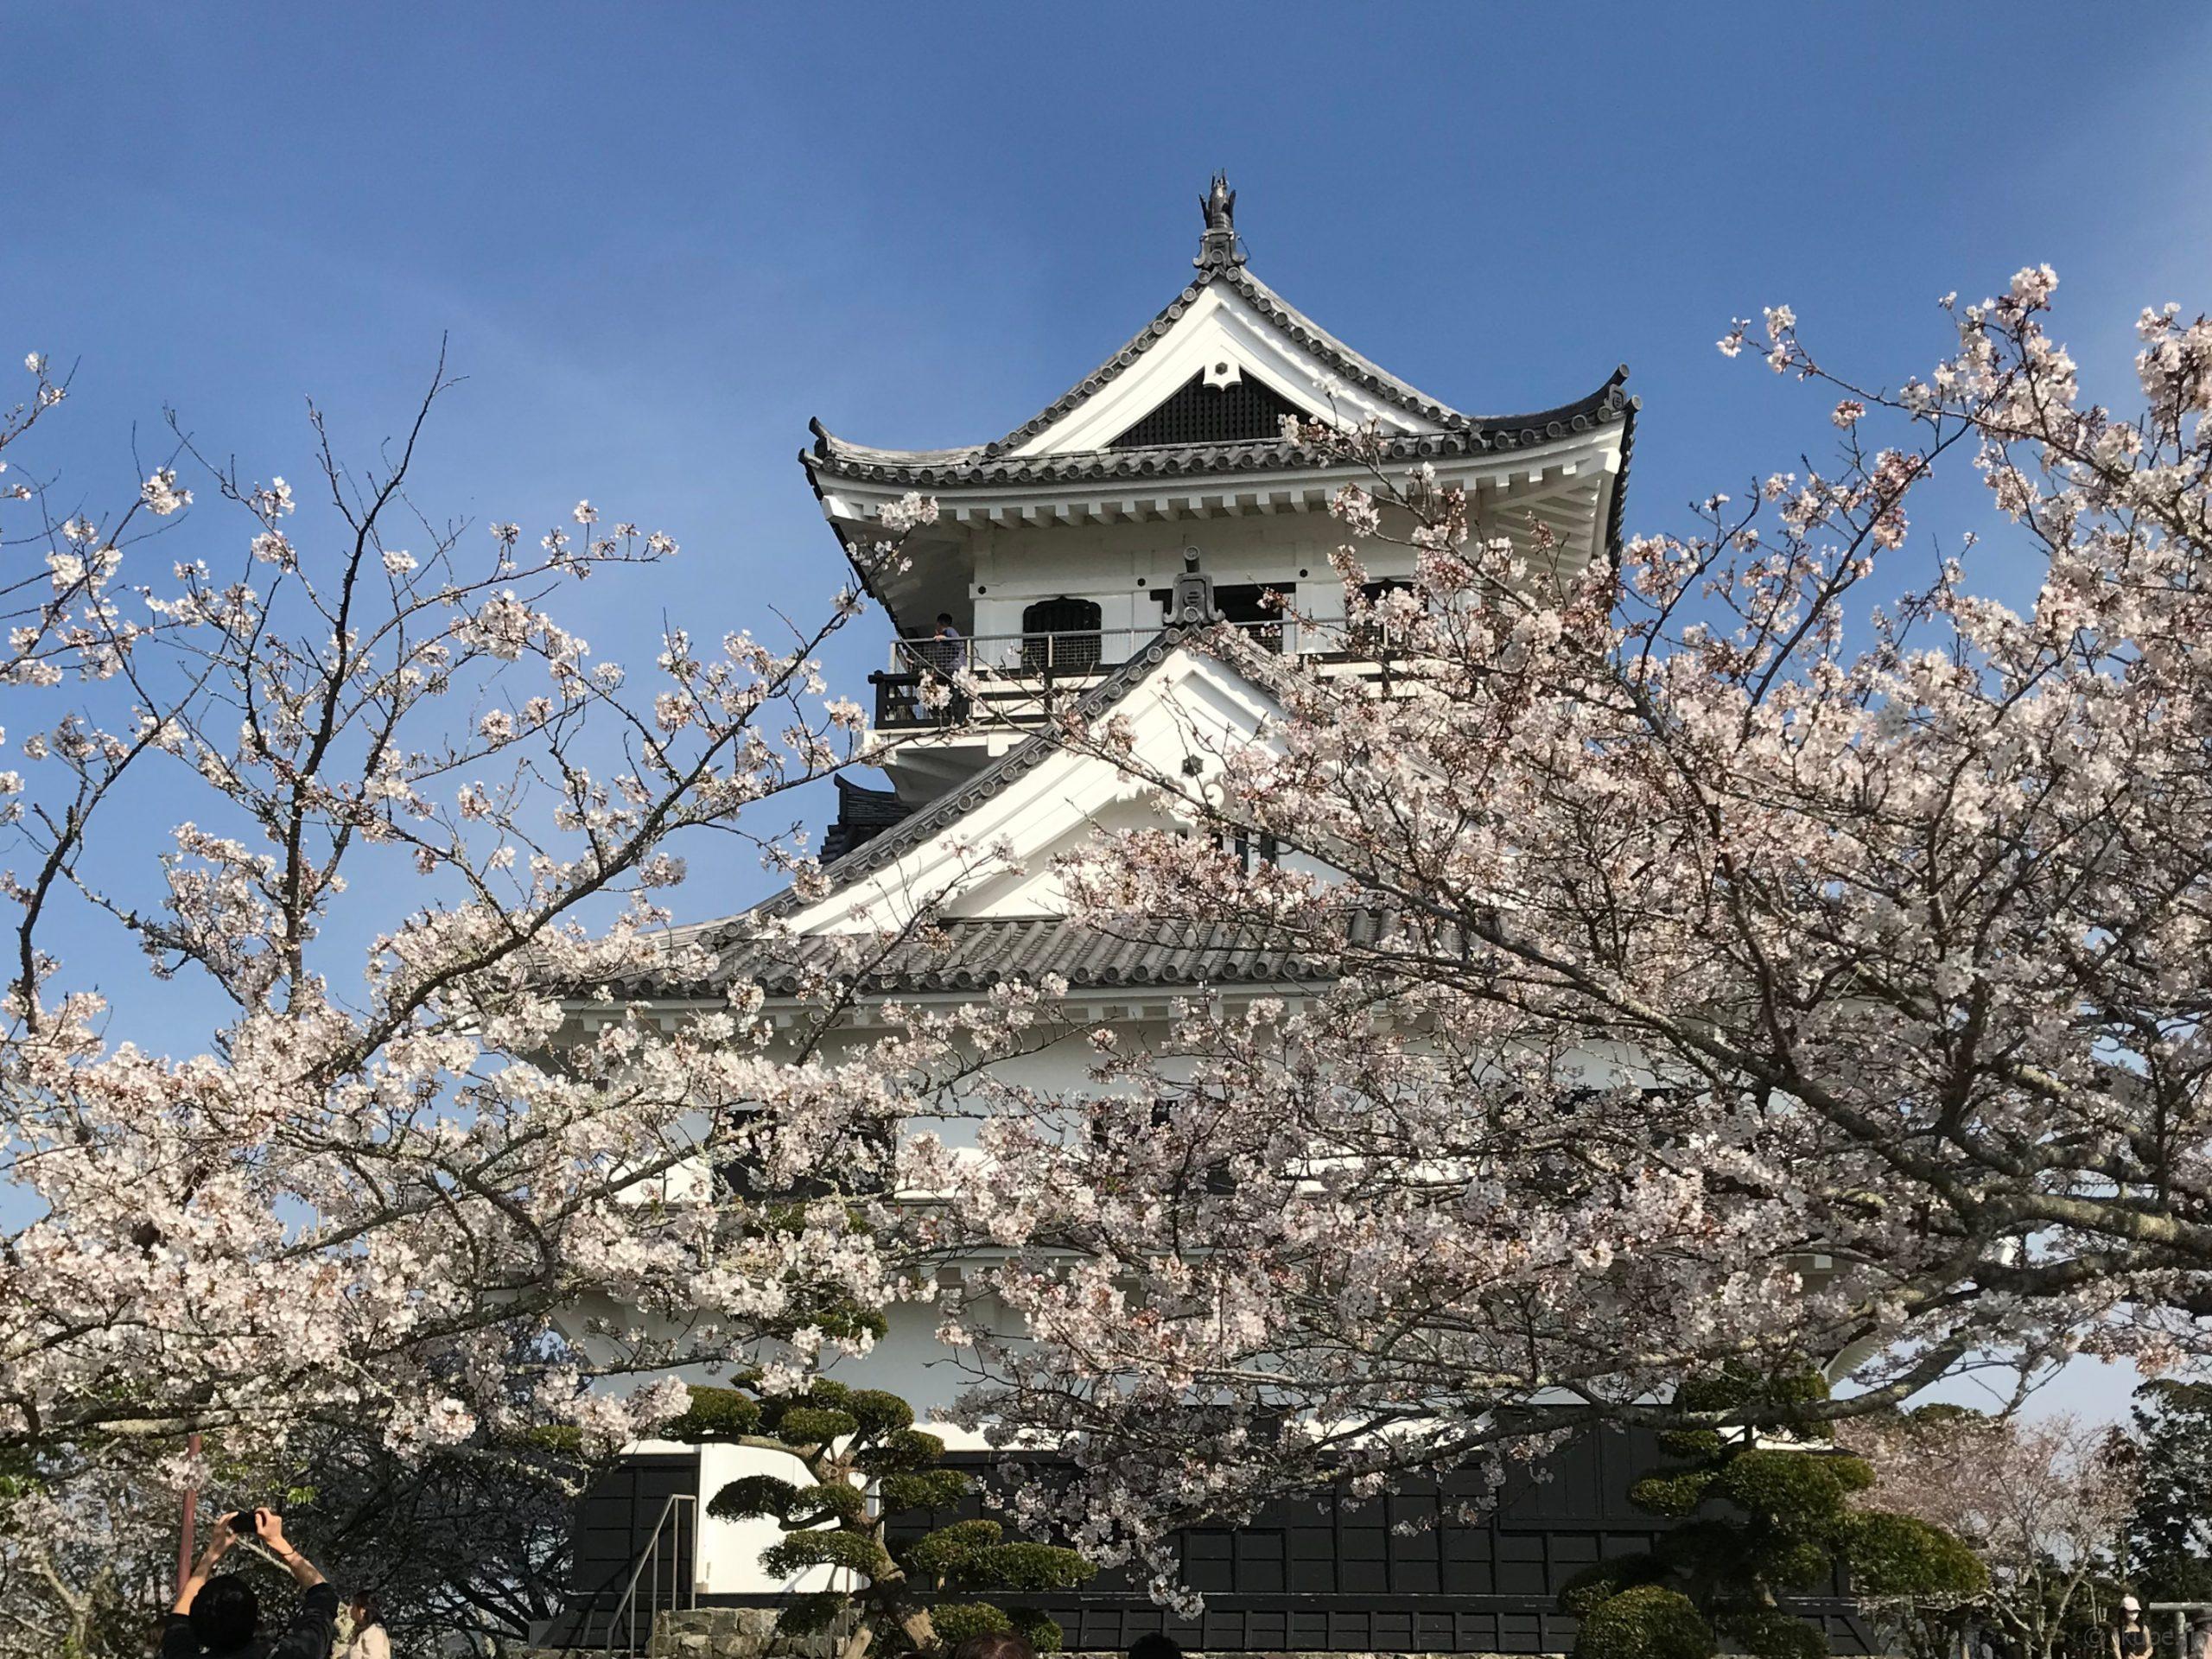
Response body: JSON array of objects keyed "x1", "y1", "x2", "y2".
[{"x1": 549, "y1": 1425, "x2": 1876, "y2": 1655}]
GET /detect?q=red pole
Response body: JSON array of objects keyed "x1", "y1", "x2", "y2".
[{"x1": 174, "y1": 1432, "x2": 203, "y2": 1598}]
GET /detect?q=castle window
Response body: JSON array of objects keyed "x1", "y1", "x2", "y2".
[
  {"x1": 1212, "y1": 582, "x2": 1293, "y2": 652},
  {"x1": 1020, "y1": 596, "x2": 1103, "y2": 674},
  {"x1": 715, "y1": 1106, "x2": 893, "y2": 1200},
  {"x1": 1351, "y1": 577, "x2": 1421, "y2": 653},
  {"x1": 1220, "y1": 825, "x2": 1280, "y2": 872}
]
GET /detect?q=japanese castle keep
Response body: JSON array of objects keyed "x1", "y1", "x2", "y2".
[{"x1": 550, "y1": 182, "x2": 1872, "y2": 1657}]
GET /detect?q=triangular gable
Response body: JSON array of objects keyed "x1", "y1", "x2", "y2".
[
  {"x1": 1007, "y1": 273, "x2": 1452, "y2": 459},
  {"x1": 1109, "y1": 368, "x2": 1310, "y2": 451},
  {"x1": 766, "y1": 635, "x2": 1281, "y2": 938}
]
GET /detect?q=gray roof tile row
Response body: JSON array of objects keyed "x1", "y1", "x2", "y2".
[
  {"x1": 805, "y1": 369, "x2": 1632, "y2": 490},
  {"x1": 667, "y1": 912, "x2": 1387, "y2": 998}
]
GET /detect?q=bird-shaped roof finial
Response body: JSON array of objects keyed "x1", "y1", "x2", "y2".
[{"x1": 1196, "y1": 172, "x2": 1243, "y2": 270}]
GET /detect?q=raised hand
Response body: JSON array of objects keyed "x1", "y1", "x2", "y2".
[{"x1": 198, "y1": 1517, "x2": 238, "y2": 1570}]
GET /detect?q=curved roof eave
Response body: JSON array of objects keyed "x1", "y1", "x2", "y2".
[
  {"x1": 1606, "y1": 396, "x2": 1640, "y2": 563},
  {"x1": 804, "y1": 364, "x2": 1633, "y2": 491},
  {"x1": 800, "y1": 254, "x2": 1632, "y2": 485}
]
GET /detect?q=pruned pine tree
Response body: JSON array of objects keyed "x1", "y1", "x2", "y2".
[
  {"x1": 671, "y1": 1382, "x2": 1093, "y2": 1659},
  {"x1": 1562, "y1": 1369, "x2": 1984, "y2": 1659}
]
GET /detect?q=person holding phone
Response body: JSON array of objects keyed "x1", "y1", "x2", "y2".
[{"x1": 163, "y1": 1508, "x2": 339, "y2": 1658}]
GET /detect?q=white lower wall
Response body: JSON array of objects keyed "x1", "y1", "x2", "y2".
[
  {"x1": 630, "y1": 1300, "x2": 997, "y2": 1595},
  {"x1": 695, "y1": 1439, "x2": 836, "y2": 1595}
]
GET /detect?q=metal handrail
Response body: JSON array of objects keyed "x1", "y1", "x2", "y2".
[{"x1": 601, "y1": 1491, "x2": 696, "y2": 1655}]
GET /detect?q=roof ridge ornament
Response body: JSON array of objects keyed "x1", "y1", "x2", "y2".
[
  {"x1": 1196, "y1": 171, "x2": 1244, "y2": 270},
  {"x1": 1169, "y1": 545, "x2": 1215, "y2": 625}
]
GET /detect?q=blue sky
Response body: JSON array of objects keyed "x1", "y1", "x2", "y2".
[
  {"x1": 9, "y1": 2, "x2": 2210, "y2": 1418},
  {"x1": 11, "y1": 3, "x2": 2209, "y2": 774}
]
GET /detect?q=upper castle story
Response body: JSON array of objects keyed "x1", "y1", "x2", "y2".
[{"x1": 800, "y1": 178, "x2": 1636, "y2": 805}]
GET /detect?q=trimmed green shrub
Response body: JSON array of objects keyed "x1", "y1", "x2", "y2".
[
  {"x1": 1009, "y1": 1608, "x2": 1066, "y2": 1652},
  {"x1": 1844, "y1": 1510, "x2": 1986, "y2": 1599},
  {"x1": 703, "y1": 1376, "x2": 1091, "y2": 1657},
  {"x1": 706, "y1": 1473, "x2": 802, "y2": 1522},
  {"x1": 929, "y1": 1603, "x2": 1013, "y2": 1647},
  {"x1": 1573, "y1": 1585, "x2": 1714, "y2": 1659},
  {"x1": 663, "y1": 1384, "x2": 762, "y2": 1441}
]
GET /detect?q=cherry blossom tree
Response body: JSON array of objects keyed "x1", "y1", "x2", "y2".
[
  {"x1": 1847, "y1": 1408, "x2": 2136, "y2": 1659},
  {"x1": 892, "y1": 268, "x2": 2212, "y2": 1588},
  {"x1": 16, "y1": 251, "x2": 2212, "y2": 1641},
  {"x1": 0, "y1": 349, "x2": 950, "y2": 1621}
]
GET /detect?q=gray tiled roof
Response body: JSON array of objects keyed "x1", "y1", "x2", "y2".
[
  {"x1": 596, "y1": 629, "x2": 1283, "y2": 1003},
  {"x1": 647, "y1": 912, "x2": 1383, "y2": 998},
  {"x1": 818, "y1": 777, "x2": 912, "y2": 863},
  {"x1": 623, "y1": 911, "x2": 1380, "y2": 1000},
  {"x1": 800, "y1": 257, "x2": 1636, "y2": 493},
  {"x1": 807, "y1": 373, "x2": 1633, "y2": 489},
  {"x1": 597, "y1": 628, "x2": 1392, "y2": 1001}
]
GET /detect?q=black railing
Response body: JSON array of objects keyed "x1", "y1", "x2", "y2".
[{"x1": 872, "y1": 620, "x2": 1292, "y2": 729}]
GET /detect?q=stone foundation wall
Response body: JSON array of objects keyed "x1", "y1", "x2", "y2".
[{"x1": 645, "y1": 1606, "x2": 855, "y2": 1659}]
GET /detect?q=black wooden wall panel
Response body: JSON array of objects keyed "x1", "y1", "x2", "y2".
[
  {"x1": 569, "y1": 1451, "x2": 698, "y2": 1595},
  {"x1": 925, "y1": 1427, "x2": 1872, "y2": 1654},
  {"x1": 565, "y1": 1431, "x2": 1878, "y2": 1654}
]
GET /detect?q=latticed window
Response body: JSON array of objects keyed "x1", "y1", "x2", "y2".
[
  {"x1": 1020, "y1": 596, "x2": 1103, "y2": 674},
  {"x1": 715, "y1": 1108, "x2": 893, "y2": 1199},
  {"x1": 1109, "y1": 371, "x2": 1312, "y2": 449},
  {"x1": 1351, "y1": 576, "x2": 1421, "y2": 653}
]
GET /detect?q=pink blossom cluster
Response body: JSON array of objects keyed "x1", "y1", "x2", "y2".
[
  {"x1": 892, "y1": 269, "x2": 2212, "y2": 1577},
  {"x1": 0, "y1": 359, "x2": 930, "y2": 1514}
]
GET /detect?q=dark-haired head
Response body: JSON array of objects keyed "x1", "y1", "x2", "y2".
[
  {"x1": 1129, "y1": 1635, "x2": 1186, "y2": 1659},
  {"x1": 189, "y1": 1575, "x2": 260, "y2": 1653},
  {"x1": 349, "y1": 1592, "x2": 385, "y2": 1628},
  {"x1": 950, "y1": 1633, "x2": 1035, "y2": 1659}
]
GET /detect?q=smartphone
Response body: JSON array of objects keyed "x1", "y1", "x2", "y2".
[{"x1": 228, "y1": 1511, "x2": 258, "y2": 1536}]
